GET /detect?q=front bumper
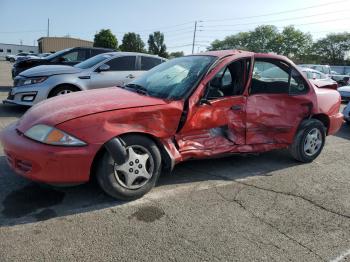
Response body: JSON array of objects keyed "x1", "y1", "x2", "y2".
[
  {"x1": 0, "y1": 122, "x2": 97, "y2": 184},
  {"x1": 3, "y1": 83, "x2": 48, "y2": 106}
]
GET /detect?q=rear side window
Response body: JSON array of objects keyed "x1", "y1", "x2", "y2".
[
  {"x1": 106, "y1": 56, "x2": 136, "y2": 71},
  {"x1": 141, "y1": 56, "x2": 162, "y2": 70},
  {"x1": 251, "y1": 60, "x2": 307, "y2": 95}
]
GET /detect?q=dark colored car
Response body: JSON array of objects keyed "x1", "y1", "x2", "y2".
[
  {"x1": 11, "y1": 47, "x2": 114, "y2": 78},
  {"x1": 0, "y1": 50, "x2": 343, "y2": 201}
]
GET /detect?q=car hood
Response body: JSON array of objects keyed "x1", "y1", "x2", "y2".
[
  {"x1": 19, "y1": 65, "x2": 83, "y2": 77},
  {"x1": 16, "y1": 87, "x2": 168, "y2": 132}
]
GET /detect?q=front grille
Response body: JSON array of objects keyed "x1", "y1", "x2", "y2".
[
  {"x1": 4, "y1": 151, "x2": 32, "y2": 173},
  {"x1": 5, "y1": 152, "x2": 15, "y2": 167}
]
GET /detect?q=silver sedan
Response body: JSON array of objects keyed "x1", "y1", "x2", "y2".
[{"x1": 4, "y1": 52, "x2": 166, "y2": 106}]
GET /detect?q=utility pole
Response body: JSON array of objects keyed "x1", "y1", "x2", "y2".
[
  {"x1": 47, "y1": 18, "x2": 50, "y2": 37},
  {"x1": 192, "y1": 21, "x2": 197, "y2": 54}
]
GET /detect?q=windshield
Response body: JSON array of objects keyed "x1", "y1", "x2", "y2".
[
  {"x1": 44, "y1": 48, "x2": 72, "y2": 60},
  {"x1": 74, "y1": 54, "x2": 113, "y2": 69},
  {"x1": 127, "y1": 55, "x2": 215, "y2": 100}
]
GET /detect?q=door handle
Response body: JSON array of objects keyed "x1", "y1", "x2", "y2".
[
  {"x1": 126, "y1": 74, "x2": 135, "y2": 79},
  {"x1": 231, "y1": 105, "x2": 242, "y2": 111}
]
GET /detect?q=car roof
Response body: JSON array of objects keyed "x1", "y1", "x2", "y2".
[
  {"x1": 102, "y1": 51, "x2": 165, "y2": 59},
  {"x1": 193, "y1": 50, "x2": 291, "y2": 63},
  {"x1": 72, "y1": 47, "x2": 115, "y2": 51}
]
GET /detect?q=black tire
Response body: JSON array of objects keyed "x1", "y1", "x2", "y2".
[
  {"x1": 9, "y1": 58, "x2": 15, "y2": 63},
  {"x1": 48, "y1": 85, "x2": 79, "y2": 98},
  {"x1": 97, "y1": 135, "x2": 162, "y2": 201},
  {"x1": 289, "y1": 119, "x2": 326, "y2": 163}
]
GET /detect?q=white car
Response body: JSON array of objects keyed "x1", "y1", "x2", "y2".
[{"x1": 7, "y1": 52, "x2": 39, "y2": 62}]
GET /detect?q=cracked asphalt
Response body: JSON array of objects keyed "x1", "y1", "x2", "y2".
[{"x1": 1, "y1": 61, "x2": 350, "y2": 261}]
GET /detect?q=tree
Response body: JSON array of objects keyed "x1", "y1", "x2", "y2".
[
  {"x1": 208, "y1": 26, "x2": 279, "y2": 53},
  {"x1": 93, "y1": 29, "x2": 118, "y2": 50},
  {"x1": 169, "y1": 51, "x2": 184, "y2": 58},
  {"x1": 148, "y1": 31, "x2": 168, "y2": 58},
  {"x1": 208, "y1": 25, "x2": 313, "y2": 62},
  {"x1": 246, "y1": 25, "x2": 279, "y2": 53},
  {"x1": 313, "y1": 33, "x2": 350, "y2": 65},
  {"x1": 209, "y1": 32, "x2": 251, "y2": 51},
  {"x1": 120, "y1": 32, "x2": 145, "y2": 52},
  {"x1": 272, "y1": 26, "x2": 313, "y2": 62}
]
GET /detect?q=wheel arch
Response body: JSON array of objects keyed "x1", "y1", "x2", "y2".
[
  {"x1": 48, "y1": 83, "x2": 82, "y2": 98},
  {"x1": 90, "y1": 132, "x2": 175, "y2": 181},
  {"x1": 310, "y1": 113, "x2": 330, "y2": 134}
]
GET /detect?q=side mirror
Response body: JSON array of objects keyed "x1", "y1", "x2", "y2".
[{"x1": 97, "y1": 64, "x2": 110, "y2": 72}]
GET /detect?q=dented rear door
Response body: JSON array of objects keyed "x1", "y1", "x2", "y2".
[{"x1": 245, "y1": 57, "x2": 313, "y2": 145}]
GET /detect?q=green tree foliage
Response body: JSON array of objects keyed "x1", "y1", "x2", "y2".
[
  {"x1": 313, "y1": 33, "x2": 350, "y2": 65},
  {"x1": 148, "y1": 31, "x2": 168, "y2": 58},
  {"x1": 272, "y1": 26, "x2": 313, "y2": 60},
  {"x1": 169, "y1": 51, "x2": 184, "y2": 58},
  {"x1": 246, "y1": 25, "x2": 279, "y2": 53},
  {"x1": 209, "y1": 25, "x2": 314, "y2": 62},
  {"x1": 93, "y1": 29, "x2": 118, "y2": 50},
  {"x1": 120, "y1": 32, "x2": 145, "y2": 52}
]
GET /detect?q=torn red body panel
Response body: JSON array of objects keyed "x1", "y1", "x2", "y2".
[{"x1": 0, "y1": 50, "x2": 343, "y2": 184}]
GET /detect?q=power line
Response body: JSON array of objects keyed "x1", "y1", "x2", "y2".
[
  {"x1": 199, "y1": 17, "x2": 350, "y2": 32},
  {"x1": 201, "y1": 9, "x2": 350, "y2": 29},
  {"x1": 201, "y1": 0, "x2": 349, "y2": 22}
]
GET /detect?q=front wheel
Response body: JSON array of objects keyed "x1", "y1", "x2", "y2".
[
  {"x1": 289, "y1": 119, "x2": 326, "y2": 163},
  {"x1": 48, "y1": 85, "x2": 79, "y2": 98},
  {"x1": 97, "y1": 135, "x2": 162, "y2": 201}
]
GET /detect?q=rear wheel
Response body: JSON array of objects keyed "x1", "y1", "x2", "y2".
[
  {"x1": 9, "y1": 58, "x2": 15, "y2": 63},
  {"x1": 97, "y1": 135, "x2": 162, "y2": 201},
  {"x1": 289, "y1": 119, "x2": 326, "y2": 163},
  {"x1": 48, "y1": 85, "x2": 79, "y2": 98}
]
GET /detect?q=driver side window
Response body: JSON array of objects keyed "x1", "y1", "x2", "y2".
[{"x1": 206, "y1": 59, "x2": 248, "y2": 100}]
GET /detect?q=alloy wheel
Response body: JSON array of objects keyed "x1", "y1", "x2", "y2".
[
  {"x1": 303, "y1": 128, "x2": 323, "y2": 157},
  {"x1": 114, "y1": 145, "x2": 154, "y2": 190}
]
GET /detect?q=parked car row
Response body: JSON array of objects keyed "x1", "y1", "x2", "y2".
[
  {"x1": 5, "y1": 51, "x2": 166, "y2": 106},
  {"x1": 299, "y1": 64, "x2": 350, "y2": 87},
  {"x1": 0, "y1": 50, "x2": 344, "y2": 201},
  {"x1": 11, "y1": 47, "x2": 115, "y2": 78}
]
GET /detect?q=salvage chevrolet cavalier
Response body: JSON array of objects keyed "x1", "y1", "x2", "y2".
[{"x1": 0, "y1": 50, "x2": 343, "y2": 200}]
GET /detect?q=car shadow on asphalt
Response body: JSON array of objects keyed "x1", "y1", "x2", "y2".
[
  {"x1": 0, "y1": 104, "x2": 29, "y2": 118},
  {"x1": 0, "y1": 148, "x2": 301, "y2": 227}
]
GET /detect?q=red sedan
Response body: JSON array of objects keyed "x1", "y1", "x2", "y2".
[{"x1": 0, "y1": 50, "x2": 343, "y2": 200}]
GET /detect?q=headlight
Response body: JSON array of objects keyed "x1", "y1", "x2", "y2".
[
  {"x1": 16, "y1": 77, "x2": 48, "y2": 86},
  {"x1": 24, "y1": 124, "x2": 86, "y2": 146}
]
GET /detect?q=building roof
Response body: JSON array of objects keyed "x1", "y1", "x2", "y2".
[{"x1": 37, "y1": 36, "x2": 92, "y2": 43}]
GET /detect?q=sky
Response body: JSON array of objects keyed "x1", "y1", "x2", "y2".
[{"x1": 0, "y1": 0, "x2": 350, "y2": 54}]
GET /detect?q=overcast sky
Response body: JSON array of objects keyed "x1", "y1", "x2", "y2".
[{"x1": 0, "y1": 0, "x2": 349, "y2": 54}]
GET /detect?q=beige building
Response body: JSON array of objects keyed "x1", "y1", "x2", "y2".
[{"x1": 38, "y1": 37, "x2": 93, "y2": 53}]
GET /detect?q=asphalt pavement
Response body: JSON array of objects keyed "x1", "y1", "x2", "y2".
[{"x1": 0, "y1": 61, "x2": 350, "y2": 261}]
